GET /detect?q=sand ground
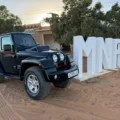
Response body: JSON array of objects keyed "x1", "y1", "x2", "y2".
[{"x1": 0, "y1": 70, "x2": 120, "y2": 120}]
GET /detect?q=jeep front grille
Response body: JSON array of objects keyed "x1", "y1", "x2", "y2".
[{"x1": 56, "y1": 62, "x2": 70, "y2": 71}]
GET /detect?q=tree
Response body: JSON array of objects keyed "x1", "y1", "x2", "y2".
[
  {"x1": 104, "y1": 3, "x2": 120, "y2": 38},
  {"x1": 45, "y1": 0, "x2": 93, "y2": 44},
  {"x1": 45, "y1": 0, "x2": 120, "y2": 45},
  {"x1": 0, "y1": 5, "x2": 24, "y2": 34}
]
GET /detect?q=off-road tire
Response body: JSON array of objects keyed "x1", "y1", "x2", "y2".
[
  {"x1": 24, "y1": 66, "x2": 50, "y2": 100},
  {"x1": 53, "y1": 80, "x2": 71, "y2": 88}
]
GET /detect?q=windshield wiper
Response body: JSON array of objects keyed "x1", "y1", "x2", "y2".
[{"x1": 26, "y1": 44, "x2": 40, "y2": 51}]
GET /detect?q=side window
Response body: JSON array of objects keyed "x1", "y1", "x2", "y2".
[{"x1": 1, "y1": 36, "x2": 13, "y2": 51}]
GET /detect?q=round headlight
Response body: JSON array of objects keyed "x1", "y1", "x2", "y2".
[
  {"x1": 53, "y1": 54, "x2": 58, "y2": 63},
  {"x1": 60, "y1": 54, "x2": 65, "y2": 61}
]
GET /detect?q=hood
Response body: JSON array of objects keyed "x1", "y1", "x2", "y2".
[
  {"x1": 17, "y1": 50, "x2": 48, "y2": 58},
  {"x1": 16, "y1": 45, "x2": 64, "y2": 58},
  {"x1": 16, "y1": 46, "x2": 58, "y2": 58}
]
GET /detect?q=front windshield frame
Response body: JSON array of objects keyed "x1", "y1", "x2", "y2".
[{"x1": 12, "y1": 33, "x2": 37, "y2": 51}]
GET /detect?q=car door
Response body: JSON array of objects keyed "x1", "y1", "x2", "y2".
[{"x1": 0, "y1": 35, "x2": 17, "y2": 74}]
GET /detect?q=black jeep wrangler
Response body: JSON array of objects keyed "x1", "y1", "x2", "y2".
[{"x1": 0, "y1": 32, "x2": 79, "y2": 100}]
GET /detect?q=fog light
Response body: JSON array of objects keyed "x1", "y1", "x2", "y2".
[{"x1": 54, "y1": 75, "x2": 58, "y2": 80}]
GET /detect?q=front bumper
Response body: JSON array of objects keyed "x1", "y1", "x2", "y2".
[{"x1": 47, "y1": 65, "x2": 79, "y2": 82}]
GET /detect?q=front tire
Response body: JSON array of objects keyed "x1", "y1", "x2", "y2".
[{"x1": 24, "y1": 66, "x2": 50, "y2": 100}]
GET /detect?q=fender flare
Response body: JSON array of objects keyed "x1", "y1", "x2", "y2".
[{"x1": 20, "y1": 59, "x2": 50, "y2": 81}]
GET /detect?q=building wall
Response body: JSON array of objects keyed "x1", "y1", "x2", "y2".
[
  {"x1": 33, "y1": 30, "x2": 44, "y2": 45},
  {"x1": 44, "y1": 34, "x2": 60, "y2": 50},
  {"x1": 25, "y1": 26, "x2": 61, "y2": 50}
]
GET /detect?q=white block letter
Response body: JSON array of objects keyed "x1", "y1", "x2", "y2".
[{"x1": 74, "y1": 36, "x2": 97, "y2": 78}]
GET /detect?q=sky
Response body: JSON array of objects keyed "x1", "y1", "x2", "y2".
[{"x1": 0, "y1": 0, "x2": 120, "y2": 25}]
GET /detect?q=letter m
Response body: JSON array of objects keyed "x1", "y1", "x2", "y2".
[{"x1": 74, "y1": 36, "x2": 97, "y2": 78}]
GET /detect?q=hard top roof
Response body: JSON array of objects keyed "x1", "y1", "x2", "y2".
[{"x1": 0, "y1": 32, "x2": 31, "y2": 37}]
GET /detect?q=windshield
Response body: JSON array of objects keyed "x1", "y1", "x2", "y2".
[{"x1": 13, "y1": 34, "x2": 37, "y2": 51}]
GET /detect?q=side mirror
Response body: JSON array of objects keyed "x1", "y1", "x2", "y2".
[{"x1": 3, "y1": 44, "x2": 12, "y2": 52}]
